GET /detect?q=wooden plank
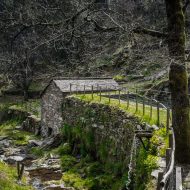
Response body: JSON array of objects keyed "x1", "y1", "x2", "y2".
[
  {"x1": 157, "y1": 172, "x2": 164, "y2": 190},
  {"x1": 136, "y1": 133, "x2": 153, "y2": 138},
  {"x1": 176, "y1": 167, "x2": 182, "y2": 190}
]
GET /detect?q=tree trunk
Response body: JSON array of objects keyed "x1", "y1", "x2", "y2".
[{"x1": 165, "y1": 0, "x2": 190, "y2": 163}]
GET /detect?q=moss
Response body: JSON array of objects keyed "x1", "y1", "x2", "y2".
[
  {"x1": 113, "y1": 75, "x2": 125, "y2": 82},
  {"x1": 57, "y1": 143, "x2": 72, "y2": 156},
  {"x1": 61, "y1": 155, "x2": 77, "y2": 171},
  {"x1": 30, "y1": 147, "x2": 44, "y2": 157},
  {"x1": 10, "y1": 99, "x2": 41, "y2": 117},
  {"x1": 0, "y1": 161, "x2": 33, "y2": 190},
  {"x1": 62, "y1": 171, "x2": 93, "y2": 190}
]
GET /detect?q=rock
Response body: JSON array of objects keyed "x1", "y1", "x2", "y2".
[
  {"x1": 157, "y1": 157, "x2": 166, "y2": 168},
  {"x1": 0, "y1": 148, "x2": 5, "y2": 155},
  {"x1": 40, "y1": 134, "x2": 62, "y2": 150},
  {"x1": 15, "y1": 125, "x2": 22, "y2": 130},
  {"x1": 22, "y1": 115, "x2": 41, "y2": 135},
  {"x1": 0, "y1": 139, "x2": 11, "y2": 148},
  {"x1": 28, "y1": 140, "x2": 43, "y2": 148},
  {"x1": 0, "y1": 136, "x2": 8, "y2": 141},
  {"x1": 136, "y1": 125, "x2": 142, "y2": 130},
  {"x1": 151, "y1": 125, "x2": 159, "y2": 131},
  {"x1": 5, "y1": 155, "x2": 25, "y2": 164},
  {"x1": 145, "y1": 124, "x2": 151, "y2": 130},
  {"x1": 27, "y1": 167, "x2": 62, "y2": 182},
  {"x1": 151, "y1": 169, "x2": 163, "y2": 179}
]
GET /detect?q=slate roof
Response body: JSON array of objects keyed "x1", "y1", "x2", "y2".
[{"x1": 41, "y1": 78, "x2": 119, "y2": 95}]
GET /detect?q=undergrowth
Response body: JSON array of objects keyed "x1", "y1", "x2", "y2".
[{"x1": 0, "y1": 161, "x2": 33, "y2": 190}]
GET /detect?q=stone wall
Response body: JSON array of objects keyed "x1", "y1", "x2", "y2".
[
  {"x1": 41, "y1": 82, "x2": 64, "y2": 137},
  {"x1": 22, "y1": 115, "x2": 41, "y2": 135},
  {"x1": 61, "y1": 96, "x2": 140, "y2": 167}
]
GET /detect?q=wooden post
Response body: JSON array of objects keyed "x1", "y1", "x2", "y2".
[
  {"x1": 176, "y1": 167, "x2": 182, "y2": 190},
  {"x1": 166, "y1": 148, "x2": 171, "y2": 167},
  {"x1": 18, "y1": 164, "x2": 25, "y2": 180},
  {"x1": 97, "y1": 84, "x2": 99, "y2": 95},
  {"x1": 166, "y1": 108, "x2": 170, "y2": 133},
  {"x1": 76, "y1": 85, "x2": 78, "y2": 94},
  {"x1": 106, "y1": 86, "x2": 108, "y2": 95},
  {"x1": 70, "y1": 83, "x2": 72, "y2": 95},
  {"x1": 83, "y1": 85, "x2": 86, "y2": 95},
  {"x1": 118, "y1": 89, "x2": 121, "y2": 105},
  {"x1": 157, "y1": 102, "x2": 160, "y2": 126},
  {"x1": 169, "y1": 133, "x2": 173, "y2": 148},
  {"x1": 17, "y1": 161, "x2": 20, "y2": 178},
  {"x1": 166, "y1": 148, "x2": 171, "y2": 188},
  {"x1": 143, "y1": 97, "x2": 145, "y2": 115},
  {"x1": 136, "y1": 89, "x2": 138, "y2": 112},
  {"x1": 127, "y1": 91, "x2": 129, "y2": 109},
  {"x1": 157, "y1": 172, "x2": 164, "y2": 190},
  {"x1": 100, "y1": 87, "x2": 102, "y2": 102},
  {"x1": 150, "y1": 98, "x2": 153, "y2": 120},
  {"x1": 91, "y1": 85, "x2": 94, "y2": 100}
]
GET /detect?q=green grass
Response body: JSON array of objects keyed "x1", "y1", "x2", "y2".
[
  {"x1": 0, "y1": 161, "x2": 33, "y2": 190},
  {"x1": 10, "y1": 99, "x2": 41, "y2": 117},
  {"x1": 74, "y1": 93, "x2": 169, "y2": 127},
  {"x1": 0, "y1": 119, "x2": 40, "y2": 146}
]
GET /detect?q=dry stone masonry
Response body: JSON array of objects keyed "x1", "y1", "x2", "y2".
[
  {"x1": 41, "y1": 78, "x2": 118, "y2": 137},
  {"x1": 61, "y1": 96, "x2": 140, "y2": 167}
]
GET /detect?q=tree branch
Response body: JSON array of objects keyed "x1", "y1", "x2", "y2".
[{"x1": 133, "y1": 26, "x2": 167, "y2": 38}]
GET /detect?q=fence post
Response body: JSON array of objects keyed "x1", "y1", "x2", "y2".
[
  {"x1": 83, "y1": 85, "x2": 86, "y2": 95},
  {"x1": 70, "y1": 83, "x2": 72, "y2": 95},
  {"x1": 118, "y1": 89, "x2": 121, "y2": 105},
  {"x1": 136, "y1": 89, "x2": 138, "y2": 112},
  {"x1": 157, "y1": 102, "x2": 160, "y2": 126},
  {"x1": 76, "y1": 85, "x2": 78, "y2": 94},
  {"x1": 91, "y1": 85, "x2": 94, "y2": 100},
  {"x1": 97, "y1": 84, "x2": 99, "y2": 95},
  {"x1": 143, "y1": 97, "x2": 145, "y2": 115},
  {"x1": 100, "y1": 87, "x2": 102, "y2": 102},
  {"x1": 169, "y1": 133, "x2": 173, "y2": 148},
  {"x1": 166, "y1": 148, "x2": 171, "y2": 188},
  {"x1": 166, "y1": 108, "x2": 170, "y2": 133},
  {"x1": 166, "y1": 148, "x2": 171, "y2": 167},
  {"x1": 109, "y1": 91, "x2": 111, "y2": 104},
  {"x1": 157, "y1": 172, "x2": 164, "y2": 190},
  {"x1": 127, "y1": 91, "x2": 129, "y2": 109},
  {"x1": 150, "y1": 98, "x2": 153, "y2": 120}
]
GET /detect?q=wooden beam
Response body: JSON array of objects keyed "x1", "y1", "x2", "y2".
[
  {"x1": 176, "y1": 167, "x2": 182, "y2": 190},
  {"x1": 135, "y1": 132, "x2": 153, "y2": 138}
]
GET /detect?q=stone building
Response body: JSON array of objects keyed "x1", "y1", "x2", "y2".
[{"x1": 41, "y1": 78, "x2": 118, "y2": 137}]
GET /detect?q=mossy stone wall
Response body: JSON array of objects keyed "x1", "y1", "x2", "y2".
[{"x1": 62, "y1": 97, "x2": 139, "y2": 168}]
